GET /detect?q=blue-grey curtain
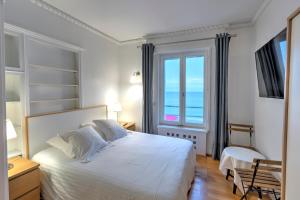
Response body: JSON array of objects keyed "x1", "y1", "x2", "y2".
[
  {"x1": 213, "y1": 33, "x2": 231, "y2": 160},
  {"x1": 142, "y1": 43, "x2": 155, "y2": 133}
]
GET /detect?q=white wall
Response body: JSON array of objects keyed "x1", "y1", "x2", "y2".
[
  {"x1": 119, "y1": 27, "x2": 255, "y2": 154},
  {"x1": 253, "y1": 0, "x2": 300, "y2": 160},
  {"x1": 5, "y1": 0, "x2": 120, "y2": 108},
  {"x1": 228, "y1": 26, "x2": 255, "y2": 146},
  {"x1": 119, "y1": 42, "x2": 143, "y2": 130},
  {"x1": 0, "y1": 1, "x2": 9, "y2": 199}
]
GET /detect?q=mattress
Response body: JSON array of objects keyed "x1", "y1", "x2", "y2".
[{"x1": 33, "y1": 132, "x2": 196, "y2": 200}]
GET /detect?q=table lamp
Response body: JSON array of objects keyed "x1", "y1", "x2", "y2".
[
  {"x1": 112, "y1": 103, "x2": 122, "y2": 122},
  {"x1": 6, "y1": 119, "x2": 17, "y2": 170}
]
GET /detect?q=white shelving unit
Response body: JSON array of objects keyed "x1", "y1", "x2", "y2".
[
  {"x1": 3, "y1": 24, "x2": 83, "y2": 155},
  {"x1": 26, "y1": 37, "x2": 82, "y2": 115},
  {"x1": 4, "y1": 28, "x2": 26, "y2": 157}
]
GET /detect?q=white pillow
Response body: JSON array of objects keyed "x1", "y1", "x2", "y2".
[
  {"x1": 66, "y1": 126, "x2": 108, "y2": 162},
  {"x1": 93, "y1": 120, "x2": 127, "y2": 141},
  {"x1": 47, "y1": 135, "x2": 75, "y2": 158},
  {"x1": 80, "y1": 123, "x2": 107, "y2": 141}
]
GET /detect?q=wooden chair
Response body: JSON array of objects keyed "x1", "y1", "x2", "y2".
[
  {"x1": 228, "y1": 123, "x2": 254, "y2": 150},
  {"x1": 235, "y1": 159, "x2": 282, "y2": 200},
  {"x1": 225, "y1": 123, "x2": 256, "y2": 181}
]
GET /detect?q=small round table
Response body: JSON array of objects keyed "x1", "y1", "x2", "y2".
[{"x1": 219, "y1": 146, "x2": 265, "y2": 193}]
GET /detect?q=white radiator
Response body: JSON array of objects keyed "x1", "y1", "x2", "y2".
[{"x1": 157, "y1": 125, "x2": 207, "y2": 155}]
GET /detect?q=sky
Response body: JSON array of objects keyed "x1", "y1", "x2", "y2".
[{"x1": 164, "y1": 56, "x2": 204, "y2": 93}]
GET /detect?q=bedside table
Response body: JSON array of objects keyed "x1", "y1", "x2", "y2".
[
  {"x1": 8, "y1": 157, "x2": 40, "y2": 200},
  {"x1": 119, "y1": 122, "x2": 136, "y2": 131}
]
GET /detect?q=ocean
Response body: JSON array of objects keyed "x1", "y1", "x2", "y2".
[{"x1": 164, "y1": 91, "x2": 204, "y2": 123}]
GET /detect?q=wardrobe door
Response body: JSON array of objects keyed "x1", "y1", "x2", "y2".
[
  {"x1": 0, "y1": 2, "x2": 9, "y2": 200},
  {"x1": 283, "y1": 8, "x2": 300, "y2": 200}
]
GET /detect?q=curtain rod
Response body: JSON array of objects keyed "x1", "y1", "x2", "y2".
[{"x1": 137, "y1": 34, "x2": 237, "y2": 48}]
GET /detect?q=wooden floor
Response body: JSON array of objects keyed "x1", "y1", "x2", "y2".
[{"x1": 188, "y1": 156, "x2": 270, "y2": 200}]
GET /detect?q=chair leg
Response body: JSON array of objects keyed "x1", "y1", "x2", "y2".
[
  {"x1": 273, "y1": 189, "x2": 280, "y2": 200},
  {"x1": 226, "y1": 169, "x2": 231, "y2": 180},
  {"x1": 233, "y1": 184, "x2": 237, "y2": 194},
  {"x1": 240, "y1": 188, "x2": 250, "y2": 200},
  {"x1": 257, "y1": 187, "x2": 262, "y2": 199}
]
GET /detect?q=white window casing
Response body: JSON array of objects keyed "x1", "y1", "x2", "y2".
[{"x1": 158, "y1": 49, "x2": 211, "y2": 130}]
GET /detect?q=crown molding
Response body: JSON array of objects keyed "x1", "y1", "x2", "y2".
[
  {"x1": 120, "y1": 38, "x2": 146, "y2": 45},
  {"x1": 30, "y1": 0, "x2": 267, "y2": 45},
  {"x1": 228, "y1": 21, "x2": 254, "y2": 29},
  {"x1": 144, "y1": 24, "x2": 230, "y2": 40},
  {"x1": 251, "y1": 0, "x2": 272, "y2": 24},
  {"x1": 30, "y1": 0, "x2": 121, "y2": 45}
]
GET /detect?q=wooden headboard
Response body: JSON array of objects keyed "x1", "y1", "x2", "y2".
[{"x1": 24, "y1": 105, "x2": 108, "y2": 159}]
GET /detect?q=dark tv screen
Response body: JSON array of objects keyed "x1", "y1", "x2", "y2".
[{"x1": 255, "y1": 29, "x2": 287, "y2": 99}]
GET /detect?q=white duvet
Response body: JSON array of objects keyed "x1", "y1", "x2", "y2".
[{"x1": 33, "y1": 132, "x2": 196, "y2": 200}]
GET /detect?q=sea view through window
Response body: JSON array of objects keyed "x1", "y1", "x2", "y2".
[{"x1": 161, "y1": 52, "x2": 206, "y2": 127}]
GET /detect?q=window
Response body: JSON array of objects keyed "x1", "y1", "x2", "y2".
[
  {"x1": 160, "y1": 51, "x2": 209, "y2": 128},
  {"x1": 274, "y1": 29, "x2": 287, "y2": 70},
  {"x1": 279, "y1": 40, "x2": 287, "y2": 68}
]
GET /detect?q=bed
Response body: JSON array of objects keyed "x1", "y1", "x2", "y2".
[{"x1": 25, "y1": 106, "x2": 196, "y2": 200}]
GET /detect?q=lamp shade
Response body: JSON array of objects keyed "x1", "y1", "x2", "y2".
[
  {"x1": 111, "y1": 103, "x2": 122, "y2": 112},
  {"x1": 6, "y1": 119, "x2": 17, "y2": 140}
]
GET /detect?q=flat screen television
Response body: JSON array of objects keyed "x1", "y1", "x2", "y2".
[{"x1": 255, "y1": 29, "x2": 287, "y2": 99}]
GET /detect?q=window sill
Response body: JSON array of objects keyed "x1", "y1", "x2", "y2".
[{"x1": 157, "y1": 124, "x2": 208, "y2": 134}]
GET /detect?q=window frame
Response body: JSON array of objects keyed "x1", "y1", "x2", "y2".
[{"x1": 159, "y1": 49, "x2": 210, "y2": 129}]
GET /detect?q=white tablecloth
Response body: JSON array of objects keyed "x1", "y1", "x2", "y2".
[{"x1": 219, "y1": 146, "x2": 265, "y2": 193}]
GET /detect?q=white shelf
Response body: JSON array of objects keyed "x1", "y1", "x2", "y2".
[
  {"x1": 29, "y1": 64, "x2": 78, "y2": 73},
  {"x1": 30, "y1": 83, "x2": 79, "y2": 87},
  {"x1": 6, "y1": 66, "x2": 21, "y2": 69},
  {"x1": 6, "y1": 99, "x2": 21, "y2": 103},
  {"x1": 7, "y1": 149, "x2": 22, "y2": 159},
  {"x1": 30, "y1": 98, "x2": 79, "y2": 104},
  {"x1": 5, "y1": 68, "x2": 24, "y2": 74}
]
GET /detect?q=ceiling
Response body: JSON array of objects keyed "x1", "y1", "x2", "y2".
[{"x1": 43, "y1": 0, "x2": 266, "y2": 42}]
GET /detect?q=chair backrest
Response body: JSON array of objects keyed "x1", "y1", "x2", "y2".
[
  {"x1": 228, "y1": 123, "x2": 254, "y2": 148},
  {"x1": 252, "y1": 159, "x2": 282, "y2": 173}
]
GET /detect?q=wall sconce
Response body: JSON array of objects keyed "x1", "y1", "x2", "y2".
[{"x1": 130, "y1": 71, "x2": 142, "y2": 84}]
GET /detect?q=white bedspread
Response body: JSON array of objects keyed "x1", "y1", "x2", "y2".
[{"x1": 33, "y1": 132, "x2": 196, "y2": 200}]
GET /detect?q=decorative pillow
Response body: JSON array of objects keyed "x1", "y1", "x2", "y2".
[
  {"x1": 93, "y1": 120, "x2": 127, "y2": 141},
  {"x1": 80, "y1": 123, "x2": 107, "y2": 141},
  {"x1": 47, "y1": 135, "x2": 75, "y2": 159},
  {"x1": 66, "y1": 126, "x2": 108, "y2": 162}
]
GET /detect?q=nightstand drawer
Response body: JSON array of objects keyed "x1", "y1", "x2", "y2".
[
  {"x1": 9, "y1": 169, "x2": 40, "y2": 200},
  {"x1": 16, "y1": 187, "x2": 40, "y2": 200}
]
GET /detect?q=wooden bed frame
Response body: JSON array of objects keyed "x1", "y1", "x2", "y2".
[{"x1": 23, "y1": 105, "x2": 108, "y2": 159}]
